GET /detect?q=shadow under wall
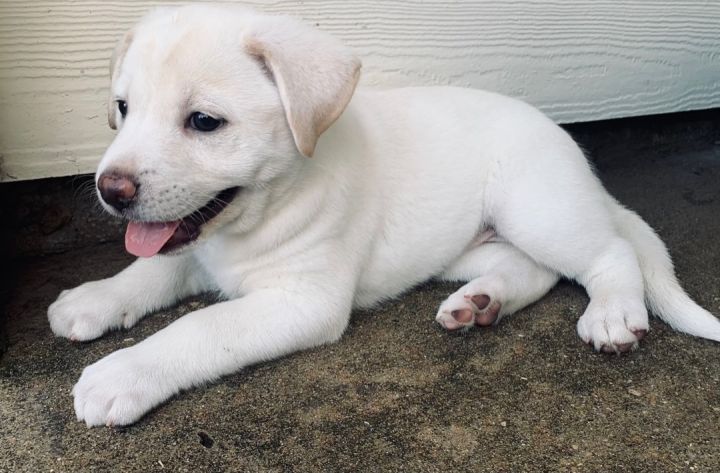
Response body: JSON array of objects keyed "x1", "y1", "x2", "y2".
[{"x1": 0, "y1": 175, "x2": 124, "y2": 357}]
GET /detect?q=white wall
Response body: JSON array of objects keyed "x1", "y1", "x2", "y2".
[{"x1": 1, "y1": 0, "x2": 719, "y2": 181}]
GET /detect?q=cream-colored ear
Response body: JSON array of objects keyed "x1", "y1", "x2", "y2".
[
  {"x1": 107, "y1": 30, "x2": 134, "y2": 130},
  {"x1": 245, "y1": 16, "x2": 361, "y2": 157}
]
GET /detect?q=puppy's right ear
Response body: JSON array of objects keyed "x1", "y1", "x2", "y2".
[
  {"x1": 244, "y1": 16, "x2": 361, "y2": 158},
  {"x1": 107, "y1": 30, "x2": 134, "y2": 130}
]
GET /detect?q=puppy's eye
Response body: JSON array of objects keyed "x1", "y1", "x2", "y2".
[
  {"x1": 117, "y1": 100, "x2": 128, "y2": 118},
  {"x1": 189, "y1": 112, "x2": 223, "y2": 132}
]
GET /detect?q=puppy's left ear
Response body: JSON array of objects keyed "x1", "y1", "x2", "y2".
[{"x1": 245, "y1": 16, "x2": 361, "y2": 157}]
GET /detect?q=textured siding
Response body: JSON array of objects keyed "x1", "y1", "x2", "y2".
[{"x1": 1, "y1": 0, "x2": 719, "y2": 181}]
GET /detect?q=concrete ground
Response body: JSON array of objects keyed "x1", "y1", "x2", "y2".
[{"x1": 2, "y1": 116, "x2": 720, "y2": 472}]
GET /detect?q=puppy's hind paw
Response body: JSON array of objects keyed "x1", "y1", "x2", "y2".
[
  {"x1": 576, "y1": 297, "x2": 649, "y2": 354},
  {"x1": 436, "y1": 284, "x2": 502, "y2": 331}
]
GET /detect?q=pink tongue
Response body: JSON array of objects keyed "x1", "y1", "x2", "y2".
[{"x1": 125, "y1": 221, "x2": 182, "y2": 257}]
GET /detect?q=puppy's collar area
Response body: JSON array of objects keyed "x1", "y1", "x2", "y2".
[{"x1": 125, "y1": 186, "x2": 240, "y2": 257}]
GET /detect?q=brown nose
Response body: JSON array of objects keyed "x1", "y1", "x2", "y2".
[{"x1": 97, "y1": 172, "x2": 137, "y2": 211}]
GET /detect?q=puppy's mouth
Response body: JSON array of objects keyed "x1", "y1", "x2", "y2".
[{"x1": 125, "y1": 187, "x2": 240, "y2": 257}]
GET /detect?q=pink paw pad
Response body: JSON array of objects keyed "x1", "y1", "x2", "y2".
[
  {"x1": 450, "y1": 309, "x2": 474, "y2": 324},
  {"x1": 632, "y1": 329, "x2": 647, "y2": 341},
  {"x1": 462, "y1": 294, "x2": 501, "y2": 327}
]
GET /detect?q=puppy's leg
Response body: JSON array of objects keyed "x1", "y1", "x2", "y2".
[
  {"x1": 436, "y1": 242, "x2": 559, "y2": 330},
  {"x1": 574, "y1": 240, "x2": 649, "y2": 353},
  {"x1": 71, "y1": 280, "x2": 353, "y2": 427},
  {"x1": 48, "y1": 254, "x2": 208, "y2": 341},
  {"x1": 494, "y1": 161, "x2": 649, "y2": 352}
]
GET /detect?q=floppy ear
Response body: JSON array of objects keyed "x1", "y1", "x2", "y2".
[
  {"x1": 107, "y1": 30, "x2": 134, "y2": 130},
  {"x1": 244, "y1": 16, "x2": 361, "y2": 157}
]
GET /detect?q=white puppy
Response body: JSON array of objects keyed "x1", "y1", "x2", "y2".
[{"x1": 48, "y1": 4, "x2": 720, "y2": 427}]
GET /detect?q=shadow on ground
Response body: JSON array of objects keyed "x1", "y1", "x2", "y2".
[{"x1": 1, "y1": 119, "x2": 720, "y2": 472}]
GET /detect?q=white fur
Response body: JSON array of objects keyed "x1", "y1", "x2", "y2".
[{"x1": 47, "y1": 4, "x2": 720, "y2": 427}]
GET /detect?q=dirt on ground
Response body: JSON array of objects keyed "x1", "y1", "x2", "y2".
[{"x1": 1, "y1": 129, "x2": 720, "y2": 472}]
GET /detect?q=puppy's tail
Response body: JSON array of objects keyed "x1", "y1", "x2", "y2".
[{"x1": 612, "y1": 200, "x2": 720, "y2": 341}]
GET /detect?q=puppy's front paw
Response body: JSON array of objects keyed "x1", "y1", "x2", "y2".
[
  {"x1": 577, "y1": 297, "x2": 649, "y2": 353},
  {"x1": 48, "y1": 280, "x2": 141, "y2": 341},
  {"x1": 73, "y1": 348, "x2": 170, "y2": 427}
]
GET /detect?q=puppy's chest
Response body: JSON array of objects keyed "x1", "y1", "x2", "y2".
[{"x1": 193, "y1": 237, "x2": 281, "y2": 298}]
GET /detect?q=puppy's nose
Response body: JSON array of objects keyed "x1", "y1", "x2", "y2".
[{"x1": 97, "y1": 172, "x2": 137, "y2": 211}]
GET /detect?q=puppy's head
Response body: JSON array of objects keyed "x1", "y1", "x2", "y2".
[{"x1": 97, "y1": 5, "x2": 361, "y2": 257}]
